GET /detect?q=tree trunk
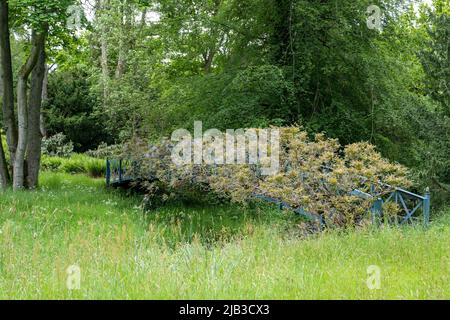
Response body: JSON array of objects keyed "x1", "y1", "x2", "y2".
[
  {"x1": 0, "y1": 0, "x2": 18, "y2": 166},
  {"x1": 26, "y1": 42, "x2": 46, "y2": 189},
  {"x1": 0, "y1": 48, "x2": 3, "y2": 99},
  {"x1": 101, "y1": 33, "x2": 109, "y2": 101},
  {"x1": 203, "y1": 50, "x2": 216, "y2": 74},
  {"x1": 115, "y1": 1, "x2": 126, "y2": 79},
  {"x1": 140, "y1": 8, "x2": 147, "y2": 30},
  {"x1": 40, "y1": 64, "x2": 48, "y2": 138},
  {"x1": 0, "y1": 48, "x2": 9, "y2": 187},
  {"x1": 0, "y1": 133, "x2": 9, "y2": 189},
  {"x1": 100, "y1": 0, "x2": 110, "y2": 105},
  {"x1": 116, "y1": 0, "x2": 134, "y2": 79},
  {"x1": 271, "y1": 0, "x2": 292, "y2": 65},
  {"x1": 13, "y1": 30, "x2": 45, "y2": 190}
]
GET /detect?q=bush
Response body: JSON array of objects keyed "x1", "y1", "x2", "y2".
[
  {"x1": 41, "y1": 133, "x2": 74, "y2": 158},
  {"x1": 207, "y1": 65, "x2": 296, "y2": 129},
  {"x1": 86, "y1": 142, "x2": 122, "y2": 159},
  {"x1": 85, "y1": 158, "x2": 107, "y2": 178},
  {"x1": 60, "y1": 158, "x2": 86, "y2": 174},
  {"x1": 41, "y1": 156, "x2": 64, "y2": 171},
  {"x1": 45, "y1": 68, "x2": 114, "y2": 152},
  {"x1": 41, "y1": 154, "x2": 106, "y2": 178},
  {"x1": 126, "y1": 127, "x2": 412, "y2": 229}
]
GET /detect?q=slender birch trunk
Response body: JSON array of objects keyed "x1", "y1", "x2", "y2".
[
  {"x1": 40, "y1": 64, "x2": 49, "y2": 138},
  {"x1": 26, "y1": 42, "x2": 46, "y2": 188},
  {"x1": 100, "y1": 0, "x2": 110, "y2": 106},
  {"x1": 13, "y1": 30, "x2": 46, "y2": 190}
]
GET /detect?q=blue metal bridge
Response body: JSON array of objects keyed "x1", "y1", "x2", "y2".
[{"x1": 106, "y1": 159, "x2": 431, "y2": 227}]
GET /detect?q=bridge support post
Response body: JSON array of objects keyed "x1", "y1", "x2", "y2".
[
  {"x1": 106, "y1": 159, "x2": 111, "y2": 186},
  {"x1": 423, "y1": 188, "x2": 431, "y2": 227},
  {"x1": 371, "y1": 198, "x2": 383, "y2": 226},
  {"x1": 119, "y1": 159, "x2": 123, "y2": 182}
]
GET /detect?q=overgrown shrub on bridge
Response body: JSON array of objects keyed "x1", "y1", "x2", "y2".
[{"x1": 124, "y1": 127, "x2": 411, "y2": 228}]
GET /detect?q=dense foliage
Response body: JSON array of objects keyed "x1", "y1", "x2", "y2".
[
  {"x1": 40, "y1": 0, "x2": 448, "y2": 205},
  {"x1": 44, "y1": 68, "x2": 113, "y2": 152},
  {"x1": 41, "y1": 133, "x2": 74, "y2": 157},
  {"x1": 2, "y1": 0, "x2": 448, "y2": 207}
]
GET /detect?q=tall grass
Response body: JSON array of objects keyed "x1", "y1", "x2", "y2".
[
  {"x1": 0, "y1": 172, "x2": 448, "y2": 299},
  {"x1": 41, "y1": 154, "x2": 106, "y2": 177}
]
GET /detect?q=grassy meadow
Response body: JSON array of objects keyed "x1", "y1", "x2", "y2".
[{"x1": 0, "y1": 172, "x2": 448, "y2": 299}]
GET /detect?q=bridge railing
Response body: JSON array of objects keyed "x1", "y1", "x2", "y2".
[
  {"x1": 369, "y1": 187, "x2": 431, "y2": 226},
  {"x1": 106, "y1": 159, "x2": 134, "y2": 185},
  {"x1": 324, "y1": 165, "x2": 431, "y2": 226}
]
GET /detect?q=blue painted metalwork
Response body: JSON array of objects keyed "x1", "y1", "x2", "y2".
[
  {"x1": 370, "y1": 198, "x2": 383, "y2": 226},
  {"x1": 350, "y1": 189, "x2": 372, "y2": 200},
  {"x1": 106, "y1": 159, "x2": 431, "y2": 226},
  {"x1": 423, "y1": 188, "x2": 431, "y2": 226},
  {"x1": 106, "y1": 159, "x2": 133, "y2": 186},
  {"x1": 253, "y1": 194, "x2": 324, "y2": 226},
  {"x1": 106, "y1": 158, "x2": 111, "y2": 186},
  {"x1": 361, "y1": 186, "x2": 431, "y2": 226}
]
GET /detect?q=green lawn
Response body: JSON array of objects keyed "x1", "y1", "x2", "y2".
[{"x1": 0, "y1": 172, "x2": 448, "y2": 299}]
